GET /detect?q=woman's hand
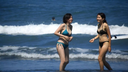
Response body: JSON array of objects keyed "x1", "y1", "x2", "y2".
[
  {"x1": 64, "y1": 36, "x2": 73, "y2": 42},
  {"x1": 69, "y1": 36, "x2": 73, "y2": 42},
  {"x1": 108, "y1": 47, "x2": 111, "y2": 53},
  {"x1": 89, "y1": 38, "x2": 94, "y2": 43},
  {"x1": 64, "y1": 36, "x2": 69, "y2": 40}
]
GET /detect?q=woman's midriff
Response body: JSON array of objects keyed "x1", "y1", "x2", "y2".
[
  {"x1": 57, "y1": 37, "x2": 69, "y2": 45},
  {"x1": 99, "y1": 34, "x2": 109, "y2": 42}
]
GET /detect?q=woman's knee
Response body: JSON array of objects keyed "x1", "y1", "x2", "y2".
[
  {"x1": 61, "y1": 59, "x2": 68, "y2": 63},
  {"x1": 98, "y1": 56, "x2": 103, "y2": 62},
  {"x1": 65, "y1": 60, "x2": 69, "y2": 64},
  {"x1": 61, "y1": 60, "x2": 69, "y2": 64}
]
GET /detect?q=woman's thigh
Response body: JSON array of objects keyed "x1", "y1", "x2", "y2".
[
  {"x1": 56, "y1": 44, "x2": 65, "y2": 61},
  {"x1": 99, "y1": 42, "x2": 109, "y2": 58},
  {"x1": 64, "y1": 47, "x2": 69, "y2": 61}
]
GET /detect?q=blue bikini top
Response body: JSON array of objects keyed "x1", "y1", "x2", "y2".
[{"x1": 62, "y1": 25, "x2": 72, "y2": 37}]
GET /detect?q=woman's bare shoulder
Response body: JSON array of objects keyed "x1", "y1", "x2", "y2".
[
  {"x1": 59, "y1": 23, "x2": 65, "y2": 28},
  {"x1": 103, "y1": 23, "x2": 109, "y2": 28},
  {"x1": 104, "y1": 23, "x2": 108, "y2": 26}
]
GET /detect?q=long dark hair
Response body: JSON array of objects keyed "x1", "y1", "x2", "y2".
[
  {"x1": 63, "y1": 13, "x2": 72, "y2": 23},
  {"x1": 97, "y1": 13, "x2": 107, "y2": 23}
]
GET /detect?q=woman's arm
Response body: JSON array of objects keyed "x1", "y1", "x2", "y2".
[
  {"x1": 105, "y1": 23, "x2": 111, "y2": 52},
  {"x1": 89, "y1": 34, "x2": 99, "y2": 43},
  {"x1": 54, "y1": 24, "x2": 69, "y2": 39},
  {"x1": 69, "y1": 25, "x2": 73, "y2": 42},
  {"x1": 93, "y1": 34, "x2": 99, "y2": 40}
]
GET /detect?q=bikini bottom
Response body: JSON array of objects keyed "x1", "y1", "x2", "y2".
[
  {"x1": 99, "y1": 41, "x2": 109, "y2": 48},
  {"x1": 57, "y1": 42, "x2": 68, "y2": 49}
]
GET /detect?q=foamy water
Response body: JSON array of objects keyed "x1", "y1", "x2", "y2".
[
  {"x1": 0, "y1": 22, "x2": 128, "y2": 35},
  {"x1": 0, "y1": 46, "x2": 128, "y2": 60}
]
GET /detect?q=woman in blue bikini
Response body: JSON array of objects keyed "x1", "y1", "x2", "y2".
[
  {"x1": 54, "y1": 13, "x2": 73, "y2": 71},
  {"x1": 89, "y1": 13, "x2": 112, "y2": 71}
]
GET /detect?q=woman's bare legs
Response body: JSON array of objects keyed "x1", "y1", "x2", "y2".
[
  {"x1": 56, "y1": 44, "x2": 69, "y2": 71},
  {"x1": 103, "y1": 48, "x2": 112, "y2": 70},
  {"x1": 98, "y1": 42, "x2": 112, "y2": 71},
  {"x1": 98, "y1": 46, "x2": 104, "y2": 71},
  {"x1": 63, "y1": 47, "x2": 69, "y2": 70}
]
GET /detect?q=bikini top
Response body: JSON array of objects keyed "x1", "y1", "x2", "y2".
[
  {"x1": 97, "y1": 30, "x2": 107, "y2": 35},
  {"x1": 97, "y1": 25, "x2": 107, "y2": 35},
  {"x1": 62, "y1": 25, "x2": 72, "y2": 37}
]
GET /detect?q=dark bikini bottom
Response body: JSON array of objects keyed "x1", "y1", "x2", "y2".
[
  {"x1": 57, "y1": 42, "x2": 68, "y2": 49},
  {"x1": 99, "y1": 41, "x2": 109, "y2": 47}
]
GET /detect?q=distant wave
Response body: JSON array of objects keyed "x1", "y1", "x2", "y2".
[
  {"x1": 0, "y1": 22, "x2": 128, "y2": 35},
  {"x1": 0, "y1": 46, "x2": 128, "y2": 60},
  {"x1": 1, "y1": 52, "x2": 128, "y2": 60}
]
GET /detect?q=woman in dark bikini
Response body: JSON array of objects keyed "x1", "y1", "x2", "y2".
[
  {"x1": 89, "y1": 13, "x2": 112, "y2": 71},
  {"x1": 54, "y1": 13, "x2": 73, "y2": 71}
]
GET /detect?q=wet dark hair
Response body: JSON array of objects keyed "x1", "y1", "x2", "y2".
[
  {"x1": 52, "y1": 17, "x2": 55, "y2": 20},
  {"x1": 97, "y1": 13, "x2": 107, "y2": 23},
  {"x1": 63, "y1": 13, "x2": 72, "y2": 23}
]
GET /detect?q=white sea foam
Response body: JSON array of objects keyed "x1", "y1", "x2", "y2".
[
  {"x1": 0, "y1": 52, "x2": 59, "y2": 59},
  {"x1": 69, "y1": 53, "x2": 98, "y2": 59},
  {"x1": 0, "y1": 46, "x2": 36, "y2": 51},
  {"x1": 110, "y1": 25, "x2": 128, "y2": 35},
  {"x1": 0, "y1": 46, "x2": 128, "y2": 60},
  {"x1": 106, "y1": 53, "x2": 128, "y2": 59},
  {"x1": 70, "y1": 48, "x2": 89, "y2": 53},
  {"x1": 0, "y1": 22, "x2": 128, "y2": 35},
  {"x1": 0, "y1": 46, "x2": 20, "y2": 51},
  {"x1": 0, "y1": 52, "x2": 128, "y2": 60}
]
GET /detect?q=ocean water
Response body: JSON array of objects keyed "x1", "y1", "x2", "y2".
[{"x1": 0, "y1": 0, "x2": 128, "y2": 72}]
